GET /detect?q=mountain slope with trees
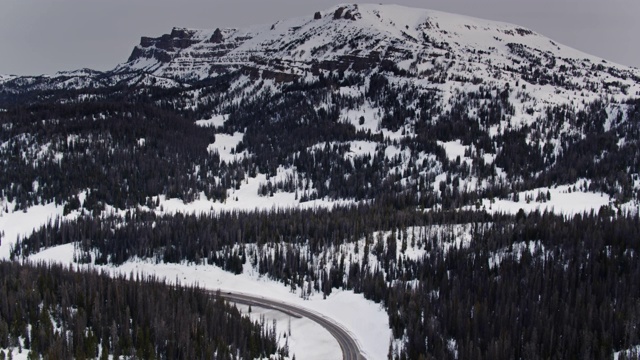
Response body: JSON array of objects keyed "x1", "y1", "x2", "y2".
[
  {"x1": 1, "y1": 3, "x2": 640, "y2": 360},
  {"x1": 0, "y1": 261, "x2": 284, "y2": 359}
]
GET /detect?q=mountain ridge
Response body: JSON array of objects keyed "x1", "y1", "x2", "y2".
[
  {"x1": 1, "y1": 3, "x2": 639, "y2": 212},
  {"x1": 2, "y1": 4, "x2": 639, "y2": 99},
  {"x1": 2, "y1": 6, "x2": 640, "y2": 359},
  {"x1": 120, "y1": 3, "x2": 638, "y2": 86}
]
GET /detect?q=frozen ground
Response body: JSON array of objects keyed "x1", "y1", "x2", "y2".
[
  {"x1": 234, "y1": 303, "x2": 341, "y2": 360},
  {"x1": 463, "y1": 181, "x2": 618, "y2": 216},
  {"x1": 150, "y1": 168, "x2": 353, "y2": 215},
  {"x1": 0, "y1": 201, "x2": 66, "y2": 259},
  {"x1": 195, "y1": 114, "x2": 228, "y2": 128},
  {"x1": 0, "y1": 176, "x2": 630, "y2": 359},
  {"x1": 28, "y1": 244, "x2": 388, "y2": 360},
  {"x1": 438, "y1": 140, "x2": 468, "y2": 162},
  {"x1": 206, "y1": 131, "x2": 247, "y2": 163}
]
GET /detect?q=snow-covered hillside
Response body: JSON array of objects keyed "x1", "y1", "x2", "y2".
[
  {"x1": 119, "y1": 3, "x2": 639, "y2": 104},
  {"x1": 2, "y1": 3, "x2": 638, "y2": 213},
  {"x1": 3, "y1": 4, "x2": 639, "y2": 104},
  {"x1": 1, "y1": 3, "x2": 638, "y2": 230},
  {"x1": 3, "y1": 4, "x2": 640, "y2": 360}
]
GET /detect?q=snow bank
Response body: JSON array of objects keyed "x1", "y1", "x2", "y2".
[
  {"x1": 29, "y1": 245, "x2": 390, "y2": 360},
  {"x1": 195, "y1": 114, "x2": 227, "y2": 128},
  {"x1": 466, "y1": 182, "x2": 612, "y2": 216}
]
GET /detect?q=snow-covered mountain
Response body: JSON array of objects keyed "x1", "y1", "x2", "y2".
[
  {"x1": 122, "y1": 4, "x2": 638, "y2": 88},
  {"x1": 1, "y1": 3, "x2": 640, "y2": 212},
  {"x1": 4, "y1": 4, "x2": 640, "y2": 99},
  {"x1": 3, "y1": 6, "x2": 640, "y2": 359}
]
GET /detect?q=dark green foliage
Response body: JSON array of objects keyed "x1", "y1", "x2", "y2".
[
  {"x1": 1, "y1": 70, "x2": 639, "y2": 211},
  {"x1": 0, "y1": 261, "x2": 281, "y2": 359},
  {"x1": 2, "y1": 42, "x2": 640, "y2": 360},
  {"x1": 0, "y1": 101, "x2": 226, "y2": 211},
  {"x1": 389, "y1": 211, "x2": 640, "y2": 359},
  {"x1": 15, "y1": 207, "x2": 640, "y2": 359},
  {"x1": 12, "y1": 203, "x2": 431, "y2": 265}
]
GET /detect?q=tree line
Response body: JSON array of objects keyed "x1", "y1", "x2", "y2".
[
  {"x1": 13, "y1": 205, "x2": 640, "y2": 359},
  {"x1": 0, "y1": 261, "x2": 284, "y2": 359},
  {"x1": 2, "y1": 69, "x2": 639, "y2": 214}
]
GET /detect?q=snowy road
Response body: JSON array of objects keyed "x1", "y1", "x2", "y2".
[{"x1": 217, "y1": 291, "x2": 366, "y2": 360}]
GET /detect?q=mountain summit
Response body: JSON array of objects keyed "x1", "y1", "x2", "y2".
[
  {"x1": 123, "y1": 4, "x2": 638, "y2": 93},
  {"x1": 5, "y1": 4, "x2": 639, "y2": 106},
  {"x1": 1, "y1": 3, "x2": 639, "y2": 211},
  {"x1": 2, "y1": 5, "x2": 640, "y2": 360}
]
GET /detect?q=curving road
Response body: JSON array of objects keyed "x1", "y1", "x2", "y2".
[{"x1": 212, "y1": 291, "x2": 366, "y2": 360}]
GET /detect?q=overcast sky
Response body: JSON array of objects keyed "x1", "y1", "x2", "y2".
[{"x1": 0, "y1": 0, "x2": 638, "y2": 75}]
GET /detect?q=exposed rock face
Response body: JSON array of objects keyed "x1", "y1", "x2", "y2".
[
  {"x1": 128, "y1": 28, "x2": 201, "y2": 63},
  {"x1": 333, "y1": 5, "x2": 360, "y2": 20},
  {"x1": 4, "y1": 3, "x2": 639, "y2": 97},
  {"x1": 310, "y1": 53, "x2": 382, "y2": 75},
  {"x1": 118, "y1": 2, "x2": 637, "y2": 94},
  {"x1": 140, "y1": 28, "x2": 199, "y2": 51},
  {"x1": 210, "y1": 28, "x2": 224, "y2": 43},
  {"x1": 128, "y1": 46, "x2": 172, "y2": 63}
]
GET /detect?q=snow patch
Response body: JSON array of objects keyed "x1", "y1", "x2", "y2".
[
  {"x1": 207, "y1": 132, "x2": 246, "y2": 163},
  {"x1": 0, "y1": 201, "x2": 65, "y2": 259},
  {"x1": 614, "y1": 345, "x2": 640, "y2": 360},
  {"x1": 467, "y1": 182, "x2": 612, "y2": 215},
  {"x1": 438, "y1": 140, "x2": 467, "y2": 161},
  {"x1": 28, "y1": 247, "x2": 390, "y2": 360},
  {"x1": 196, "y1": 114, "x2": 228, "y2": 128}
]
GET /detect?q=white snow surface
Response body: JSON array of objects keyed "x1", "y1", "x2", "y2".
[
  {"x1": 28, "y1": 244, "x2": 389, "y2": 360},
  {"x1": 207, "y1": 131, "x2": 247, "y2": 163},
  {"x1": 0, "y1": 201, "x2": 65, "y2": 259},
  {"x1": 235, "y1": 303, "x2": 341, "y2": 360},
  {"x1": 195, "y1": 114, "x2": 228, "y2": 128},
  {"x1": 438, "y1": 140, "x2": 468, "y2": 161},
  {"x1": 465, "y1": 181, "x2": 614, "y2": 215},
  {"x1": 151, "y1": 169, "x2": 353, "y2": 215},
  {"x1": 0, "y1": 74, "x2": 16, "y2": 83},
  {"x1": 118, "y1": 3, "x2": 639, "y2": 109},
  {"x1": 614, "y1": 345, "x2": 640, "y2": 360}
]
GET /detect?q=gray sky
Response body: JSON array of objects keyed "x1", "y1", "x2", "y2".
[{"x1": 1, "y1": 0, "x2": 638, "y2": 75}]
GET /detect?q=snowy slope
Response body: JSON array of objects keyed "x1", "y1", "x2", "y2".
[
  {"x1": 118, "y1": 3, "x2": 639, "y2": 103},
  {"x1": 2, "y1": 5, "x2": 640, "y2": 360},
  {"x1": 0, "y1": 74, "x2": 16, "y2": 83},
  {"x1": 3, "y1": 3, "x2": 639, "y2": 110},
  {"x1": 2, "y1": 3, "x2": 637, "y2": 220},
  {"x1": 27, "y1": 244, "x2": 389, "y2": 360}
]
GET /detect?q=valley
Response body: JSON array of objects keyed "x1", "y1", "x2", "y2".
[{"x1": 1, "y1": 3, "x2": 640, "y2": 359}]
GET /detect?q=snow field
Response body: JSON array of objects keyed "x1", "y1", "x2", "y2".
[
  {"x1": 234, "y1": 303, "x2": 341, "y2": 360},
  {"x1": 207, "y1": 131, "x2": 247, "y2": 163},
  {"x1": 195, "y1": 114, "x2": 228, "y2": 128},
  {"x1": 464, "y1": 180, "x2": 614, "y2": 216},
  {"x1": 28, "y1": 244, "x2": 389, "y2": 360},
  {"x1": 0, "y1": 201, "x2": 66, "y2": 259}
]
